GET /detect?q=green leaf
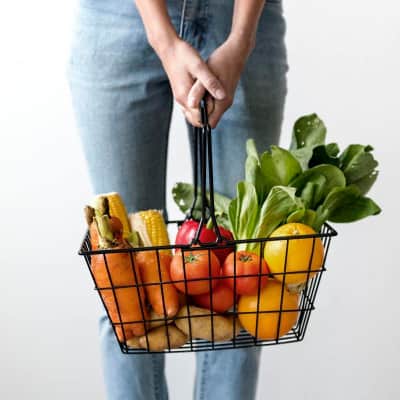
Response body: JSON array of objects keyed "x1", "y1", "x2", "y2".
[
  {"x1": 290, "y1": 147, "x2": 314, "y2": 171},
  {"x1": 245, "y1": 140, "x2": 271, "y2": 204},
  {"x1": 309, "y1": 143, "x2": 340, "y2": 168},
  {"x1": 249, "y1": 186, "x2": 302, "y2": 251},
  {"x1": 287, "y1": 208, "x2": 306, "y2": 223},
  {"x1": 313, "y1": 185, "x2": 381, "y2": 231},
  {"x1": 290, "y1": 165, "x2": 346, "y2": 208},
  {"x1": 228, "y1": 197, "x2": 239, "y2": 237},
  {"x1": 235, "y1": 181, "x2": 259, "y2": 240},
  {"x1": 303, "y1": 209, "x2": 317, "y2": 227},
  {"x1": 246, "y1": 139, "x2": 260, "y2": 162},
  {"x1": 339, "y1": 144, "x2": 379, "y2": 184},
  {"x1": 300, "y1": 181, "x2": 323, "y2": 209},
  {"x1": 172, "y1": 182, "x2": 231, "y2": 227},
  {"x1": 351, "y1": 170, "x2": 379, "y2": 195},
  {"x1": 290, "y1": 114, "x2": 327, "y2": 150},
  {"x1": 172, "y1": 182, "x2": 197, "y2": 215},
  {"x1": 245, "y1": 155, "x2": 258, "y2": 186},
  {"x1": 260, "y1": 146, "x2": 302, "y2": 187}
]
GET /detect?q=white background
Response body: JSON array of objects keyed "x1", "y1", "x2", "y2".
[{"x1": 1, "y1": 1, "x2": 399, "y2": 399}]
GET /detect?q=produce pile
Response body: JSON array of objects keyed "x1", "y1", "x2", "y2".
[{"x1": 83, "y1": 114, "x2": 381, "y2": 351}]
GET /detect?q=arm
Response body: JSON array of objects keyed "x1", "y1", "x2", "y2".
[
  {"x1": 230, "y1": 0, "x2": 266, "y2": 52},
  {"x1": 188, "y1": 0, "x2": 266, "y2": 128},
  {"x1": 134, "y1": 0, "x2": 226, "y2": 125}
]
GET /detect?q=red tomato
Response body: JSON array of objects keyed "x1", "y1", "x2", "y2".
[
  {"x1": 222, "y1": 251, "x2": 269, "y2": 295},
  {"x1": 193, "y1": 281, "x2": 237, "y2": 313},
  {"x1": 170, "y1": 248, "x2": 220, "y2": 295},
  {"x1": 175, "y1": 219, "x2": 234, "y2": 263}
]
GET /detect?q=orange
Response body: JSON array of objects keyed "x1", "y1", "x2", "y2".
[
  {"x1": 238, "y1": 280, "x2": 299, "y2": 339},
  {"x1": 264, "y1": 223, "x2": 324, "y2": 286}
]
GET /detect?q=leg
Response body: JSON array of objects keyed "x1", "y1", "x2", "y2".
[
  {"x1": 192, "y1": 2, "x2": 288, "y2": 399},
  {"x1": 67, "y1": 1, "x2": 175, "y2": 215},
  {"x1": 67, "y1": 2, "x2": 178, "y2": 399},
  {"x1": 99, "y1": 313, "x2": 168, "y2": 400}
]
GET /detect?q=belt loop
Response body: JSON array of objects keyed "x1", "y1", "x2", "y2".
[{"x1": 179, "y1": 0, "x2": 188, "y2": 38}]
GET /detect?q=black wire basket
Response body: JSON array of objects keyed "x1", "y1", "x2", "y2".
[{"x1": 78, "y1": 100, "x2": 337, "y2": 354}]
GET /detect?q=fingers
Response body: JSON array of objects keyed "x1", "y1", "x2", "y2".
[
  {"x1": 208, "y1": 100, "x2": 229, "y2": 129},
  {"x1": 189, "y1": 60, "x2": 226, "y2": 101},
  {"x1": 183, "y1": 91, "x2": 215, "y2": 127},
  {"x1": 188, "y1": 80, "x2": 206, "y2": 109}
]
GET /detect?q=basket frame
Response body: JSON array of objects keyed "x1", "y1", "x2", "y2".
[
  {"x1": 78, "y1": 99, "x2": 338, "y2": 354},
  {"x1": 78, "y1": 221, "x2": 337, "y2": 354}
]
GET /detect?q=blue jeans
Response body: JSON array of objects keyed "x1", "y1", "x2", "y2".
[{"x1": 68, "y1": 1, "x2": 287, "y2": 399}]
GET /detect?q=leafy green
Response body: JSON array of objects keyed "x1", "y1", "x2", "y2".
[
  {"x1": 172, "y1": 182, "x2": 231, "y2": 229},
  {"x1": 260, "y1": 146, "x2": 302, "y2": 187},
  {"x1": 339, "y1": 144, "x2": 379, "y2": 194},
  {"x1": 173, "y1": 113, "x2": 382, "y2": 241},
  {"x1": 289, "y1": 165, "x2": 346, "y2": 209},
  {"x1": 290, "y1": 114, "x2": 327, "y2": 169},
  {"x1": 231, "y1": 181, "x2": 259, "y2": 241},
  {"x1": 313, "y1": 185, "x2": 381, "y2": 231},
  {"x1": 290, "y1": 114, "x2": 327, "y2": 150},
  {"x1": 309, "y1": 143, "x2": 340, "y2": 167},
  {"x1": 229, "y1": 184, "x2": 303, "y2": 251},
  {"x1": 244, "y1": 139, "x2": 302, "y2": 204},
  {"x1": 250, "y1": 186, "x2": 302, "y2": 247}
]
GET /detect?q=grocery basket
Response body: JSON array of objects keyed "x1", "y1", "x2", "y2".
[{"x1": 78, "y1": 100, "x2": 337, "y2": 354}]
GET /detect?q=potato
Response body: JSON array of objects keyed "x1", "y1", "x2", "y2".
[
  {"x1": 175, "y1": 305, "x2": 242, "y2": 342},
  {"x1": 126, "y1": 336, "x2": 141, "y2": 349},
  {"x1": 139, "y1": 325, "x2": 188, "y2": 351},
  {"x1": 147, "y1": 310, "x2": 175, "y2": 330}
]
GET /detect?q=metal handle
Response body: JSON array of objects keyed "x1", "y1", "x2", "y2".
[{"x1": 187, "y1": 98, "x2": 223, "y2": 245}]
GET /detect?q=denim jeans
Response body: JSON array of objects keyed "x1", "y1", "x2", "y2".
[{"x1": 67, "y1": 1, "x2": 288, "y2": 399}]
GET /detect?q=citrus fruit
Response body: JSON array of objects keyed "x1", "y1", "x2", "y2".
[
  {"x1": 264, "y1": 223, "x2": 324, "y2": 286},
  {"x1": 238, "y1": 280, "x2": 299, "y2": 339}
]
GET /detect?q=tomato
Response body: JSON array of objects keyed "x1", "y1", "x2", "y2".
[
  {"x1": 193, "y1": 281, "x2": 236, "y2": 313},
  {"x1": 175, "y1": 219, "x2": 234, "y2": 263},
  {"x1": 170, "y1": 248, "x2": 220, "y2": 295},
  {"x1": 264, "y1": 223, "x2": 324, "y2": 286},
  {"x1": 222, "y1": 251, "x2": 269, "y2": 295},
  {"x1": 238, "y1": 280, "x2": 299, "y2": 339}
]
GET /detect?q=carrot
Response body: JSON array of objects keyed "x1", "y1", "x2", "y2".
[
  {"x1": 135, "y1": 251, "x2": 179, "y2": 318},
  {"x1": 85, "y1": 199, "x2": 149, "y2": 342}
]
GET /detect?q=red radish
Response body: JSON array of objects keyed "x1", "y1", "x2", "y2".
[{"x1": 175, "y1": 219, "x2": 234, "y2": 263}]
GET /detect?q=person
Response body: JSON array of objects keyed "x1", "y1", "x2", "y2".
[{"x1": 67, "y1": 0, "x2": 288, "y2": 399}]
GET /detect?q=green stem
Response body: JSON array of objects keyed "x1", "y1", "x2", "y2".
[
  {"x1": 184, "y1": 254, "x2": 200, "y2": 264},
  {"x1": 95, "y1": 215, "x2": 115, "y2": 248}
]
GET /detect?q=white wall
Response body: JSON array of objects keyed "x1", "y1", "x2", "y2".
[{"x1": 1, "y1": 1, "x2": 399, "y2": 399}]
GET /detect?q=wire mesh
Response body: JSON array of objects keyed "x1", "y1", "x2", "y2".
[{"x1": 78, "y1": 221, "x2": 337, "y2": 354}]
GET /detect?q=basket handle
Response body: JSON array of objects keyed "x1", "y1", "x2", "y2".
[{"x1": 187, "y1": 98, "x2": 224, "y2": 245}]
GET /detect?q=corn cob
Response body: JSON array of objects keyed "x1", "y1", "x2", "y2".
[
  {"x1": 91, "y1": 192, "x2": 131, "y2": 239},
  {"x1": 129, "y1": 210, "x2": 171, "y2": 255}
]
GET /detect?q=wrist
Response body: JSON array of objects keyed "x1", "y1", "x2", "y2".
[
  {"x1": 226, "y1": 30, "x2": 256, "y2": 58},
  {"x1": 147, "y1": 24, "x2": 180, "y2": 56}
]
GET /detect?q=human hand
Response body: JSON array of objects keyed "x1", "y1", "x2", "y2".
[
  {"x1": 153, "y1": 37, "x2": 227, "y2": 127},
  {"x1": 187, "y1": 34, "x2": 255, "y2": 128}
]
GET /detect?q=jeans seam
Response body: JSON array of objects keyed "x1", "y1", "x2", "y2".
[
  {"x1": 152, "y1": 356, "x2": 161, "y2": 400},
  {"x1": 199, "y1": 352, "x2": 209, "y2": 400}
]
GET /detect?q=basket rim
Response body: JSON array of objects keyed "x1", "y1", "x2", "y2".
[{"x1": 78, "y1": 221, "x2": 337, "y2": 256}]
